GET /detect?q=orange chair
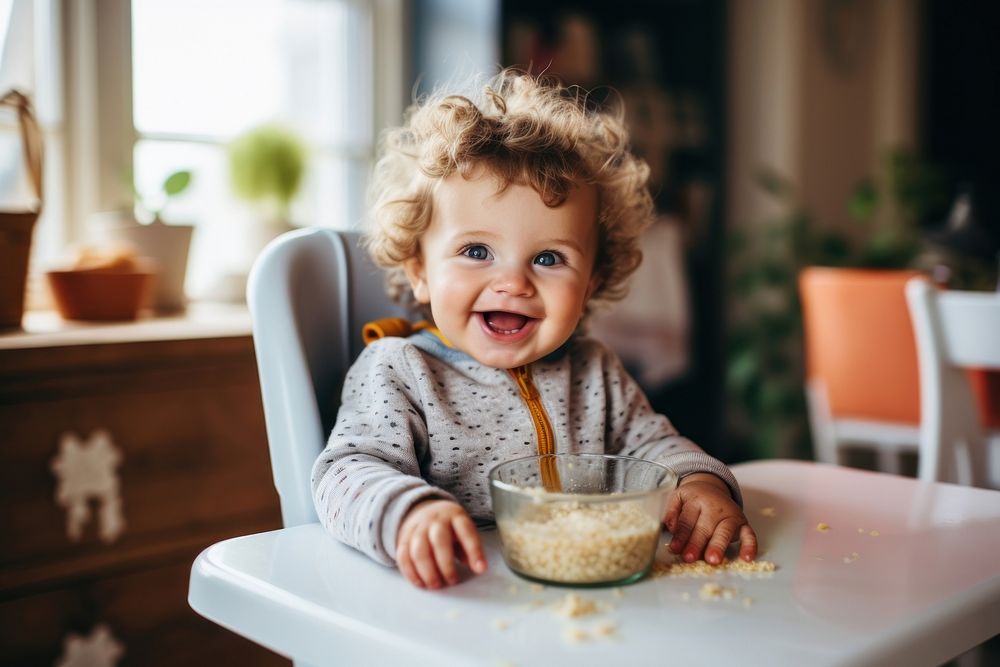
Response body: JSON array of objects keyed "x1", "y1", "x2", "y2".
[{"x1": 799, "y1": 268, "x2": 923, "y2": 473}]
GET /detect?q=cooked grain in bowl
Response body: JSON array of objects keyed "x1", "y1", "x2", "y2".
[
  {"x1": 498, "y1": 496, "x2": 661, "y2": 583},
  {"x1": 490, "y1": 454, "x2": 676, "y2": 586}
]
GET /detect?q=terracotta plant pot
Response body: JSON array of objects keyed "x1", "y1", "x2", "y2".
[{"x1": 46, "y1": 269, "x2": 156, "y2": 321}]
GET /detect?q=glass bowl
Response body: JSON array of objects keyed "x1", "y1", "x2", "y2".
[{"x1": 489, "y1": 453, "x2": 677, "y2": 587}]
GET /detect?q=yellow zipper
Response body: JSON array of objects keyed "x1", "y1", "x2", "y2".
[{"x1": 508, "y1": 365, "x2": 561, "y2": 491}]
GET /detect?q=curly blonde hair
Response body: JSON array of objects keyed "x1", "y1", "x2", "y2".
[{"x1": 365, "y1": 68, "x2": 654, "y2": 310}]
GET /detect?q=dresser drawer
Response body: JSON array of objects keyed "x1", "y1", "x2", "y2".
[
  {"x1": 0, "y1": 337, "x2": 282, "y2": 595},
  {"x1": 0, "y1": 556, "x2": 290, "y2": 667}
]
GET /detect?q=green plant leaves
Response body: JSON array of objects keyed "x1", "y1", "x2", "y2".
[
  {"x1": 848, "y1": 179, "x2": 878, "y2": 223},
  {"x1": 163, "y1": 170, "x2": 192, "y2": 196},
  {"x1": 228, "y1": 125, "x2": 307, "y2": 209}
]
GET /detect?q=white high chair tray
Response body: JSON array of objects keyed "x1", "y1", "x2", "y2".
[{"x1": 189, "y1": 461, "x2": 1000, "y2": 666}]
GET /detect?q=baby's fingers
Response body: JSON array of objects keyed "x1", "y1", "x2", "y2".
[
  {"x1": 397, "y1": 540, "x2": 422, "y2": 588},
  {"x1": 410, "y1": 534, "x2": 444, "y2": 589},
  {"x1": 704, "y1": 517, "x2": 741, "y2": 565},
  {"x1": 737, "y1": 523, "x2": 759, "y2": 561},
  {"x1": 452, "y1": 514, "x2": 487, "y2": 575},
  {"x1": 663, "y1": 491, "x2": 683, "y2": 533},
  {"x1": 668, "y1": 503, "x2": 701, "y2": 558},
  {"x1": 428, "y1": 522, "x2": 459, "y2": 585}
]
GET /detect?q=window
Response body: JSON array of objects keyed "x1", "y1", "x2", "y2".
[
  {"x1": 131, "y1": 0, "x2": 375, "y2": 294},
  {"x1": 4, "y1": 0, "x2": 404, "y2": 302}
]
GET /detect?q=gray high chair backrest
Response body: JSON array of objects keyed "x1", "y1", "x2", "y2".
[{"x1": 247, "y1": 228, "x2": 408, "y2": 526}]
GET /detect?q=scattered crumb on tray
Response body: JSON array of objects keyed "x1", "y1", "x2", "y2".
[
  {"x1": 759, "y1": 507, "x2": 776, "y2": 517},
  {"x1": 553, "y1": 593, "x2": 600, "y2": 618},
  {"x1": 698, "y1": 582, "x2": 738, "y2": 600},
  {"x1": 816, "y1": 522, "x2": 831, "y2": 532},
  {"x1": 592, "y1": 621, "x2": 617, "y2": 638},
  {"x1": 652, "y1": 558, "x2": 777, "y2": 578}
]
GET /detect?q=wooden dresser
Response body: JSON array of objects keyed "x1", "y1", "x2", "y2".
[{"x1": 0, "y1": 307, "x2": 288, "y2": 666}]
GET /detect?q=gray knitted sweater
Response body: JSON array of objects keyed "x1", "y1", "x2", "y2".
[{"x1": 311, "y1": 330, "x2": 742, "y2": 566}]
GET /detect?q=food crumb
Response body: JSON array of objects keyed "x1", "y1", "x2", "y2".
[
  {"x1": 869, "y1": 530, "x2": 880, "y2": 537},
  {"x1": 760, "y1": 507, "x2": 776, "y2": 517},
  {"x1": 842, "y1": 552, "x2": 861, "y2": 564},
  {"x1": 529, "y1": 583, "x2": 545, "y2": 593},
  {"x1": 612, "y1": 587, "x2": 625, "y2": 598},
  {"x1": 593, "y1": 621, "x2": 617, "y2": 638},
  {"x1": 743, "y1": 597, "x2": 754, "y2": 607},
  {"x1": 652, "y1": 558, "x2": 777, "y2": 578},
  {"x1": 493, "y1": 619, "x2": 510, "y2": 631},
  {"x1": 816, "y1": 522, "x2": 831, "y2": 532},
  {"x1": 699, "y1": 582, "x2": 739, "y2": 600},
  {"x1": 554, "y1": 593, "x2": 599, "y2": 618},
  {"x1": 563, "y1": 626, "x2": 589, "y2": 643}
]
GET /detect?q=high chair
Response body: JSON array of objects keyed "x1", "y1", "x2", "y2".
[
  {"x1": 187, "y1": 235, "x2": 1000, "y2": 665},
  {"x1": 906, "y1": 277, "x2": 1000, "y2": 488},
  {"x1": 245, "y1": 228, "x2": 407, "y2": 527},
  {"x1": 799, "y1": 267, "x2": 923, "y2": 475}
]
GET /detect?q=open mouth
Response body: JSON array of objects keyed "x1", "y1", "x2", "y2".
[{"x1": 481, "y1": 311, "x2": 535, "y2": 335}]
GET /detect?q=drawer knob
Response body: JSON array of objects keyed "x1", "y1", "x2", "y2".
[
  {"x1": 56, "y1": 623, "x2": 124, "y2": 667},
  {"x1": 50, "y1": 429, "x2": 126, "y2": 543}
]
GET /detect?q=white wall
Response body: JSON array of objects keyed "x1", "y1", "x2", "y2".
[{"x1": 727, "y1": 0, "x2": 919, "y2": 235}]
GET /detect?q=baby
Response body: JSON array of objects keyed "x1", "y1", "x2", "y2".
[{"x1": 312, "y1": 70, "x2": 756, "y2": 589}]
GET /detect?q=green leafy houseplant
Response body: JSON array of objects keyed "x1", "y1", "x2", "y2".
[
  {"x1": 130, "y1": 169, "x2": 193, "y2": 224},
  {"x1": 725, "y1": 148, "x2": 948, "y2": 460},
  {"x1": 228, "y1": 124, "x2": 306, "y2": 226}
]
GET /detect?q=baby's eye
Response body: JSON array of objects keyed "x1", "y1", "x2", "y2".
[
  {"x1": 462, "y1": 244, "x2": 491, "y2": 261},
  {"x1": 534, "y1": 251, "x2": 564, "y2": 267}
]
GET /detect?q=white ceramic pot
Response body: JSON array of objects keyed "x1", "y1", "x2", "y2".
[{"x1": 91, "y1": 212, "x2": 194, "y2": 313}]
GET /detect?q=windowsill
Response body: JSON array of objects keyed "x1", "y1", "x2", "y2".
[{"x1": 0, "y1": 301, "x2": 252, "y2": 350}]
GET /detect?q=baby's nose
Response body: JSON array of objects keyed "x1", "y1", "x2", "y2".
[{"x1": 490, "y1": 265, "x2": 534, "y2": 297}]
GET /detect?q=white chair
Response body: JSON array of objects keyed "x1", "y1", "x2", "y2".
[
  {"x1": 246, "y1": 227, "x2": 407, "y2": 526},
  {"x1": 906, "y1": 277, "x2": 1000, "y2": 488}
]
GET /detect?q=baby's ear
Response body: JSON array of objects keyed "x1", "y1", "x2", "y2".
[
  {"x1": 585, "y1": 271, "x2": 602, "y2": 302},
  {"x1": 403, "y1": 256, "x2": 430, "y2": 304}
]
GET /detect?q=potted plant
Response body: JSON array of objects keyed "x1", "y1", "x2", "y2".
[
  {"x1": 107, "y1": 169, "x2": 195, "y2": 312},
  {"x1": 228, "y1": 124, "x2": 307, "y2": 255}
]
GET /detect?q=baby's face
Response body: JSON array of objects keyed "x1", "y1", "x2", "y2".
[{"x1": 404, "y1": 171, "x2": 600, "y2": 369}]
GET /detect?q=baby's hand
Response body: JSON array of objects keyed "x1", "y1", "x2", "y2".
[
  {"x1": 663, "y1": 473, "x2": 758, "y2": 565},
  {"x1": 396, "y1": 499, "x2": 488, "y2": 589}
]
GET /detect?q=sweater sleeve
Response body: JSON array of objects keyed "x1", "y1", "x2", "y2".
[
  {"x1": 595, "y1": 342, "x2": 744, "y2": 506},
  {"x1": 311, "y1": 340, "x2": 455, "y2": 566}
]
